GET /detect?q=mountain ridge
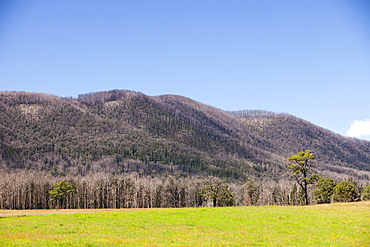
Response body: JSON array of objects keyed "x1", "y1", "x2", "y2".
[{"x1": 1, "y1": 90, "x2": 369, "y2": 182}]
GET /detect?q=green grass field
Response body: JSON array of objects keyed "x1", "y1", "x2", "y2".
[{"x1": 0, "y1": 202, "x2": 369, "y2": 246}]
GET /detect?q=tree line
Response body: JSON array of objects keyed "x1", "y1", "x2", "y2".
[{"x1": 1, "y1": 169, "x2": 368, "y2": 210}]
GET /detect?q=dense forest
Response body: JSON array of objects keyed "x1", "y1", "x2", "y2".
[{"x1": 1, "y1": 90, "x2": 370, "y2": 209}]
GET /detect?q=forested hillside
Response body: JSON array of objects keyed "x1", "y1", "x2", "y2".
[
  {"x1": 1, "y1": 90, "x2": 369, "y2": 181},
  {"x1": 231, "y1": 110, "x2": 370, "y2": 180}
]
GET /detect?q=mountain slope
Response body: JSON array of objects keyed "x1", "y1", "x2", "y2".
[
  {"x1": 231, "y1": 110, "x2": 370, "y2": 179},
  {"x1": 1, "y1": 90, "x2": 369, "y2": 181}
]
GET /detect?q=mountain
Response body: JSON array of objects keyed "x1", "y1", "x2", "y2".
[{"x1": 1, "y1": 90, "x2": 369, "y2": 181}]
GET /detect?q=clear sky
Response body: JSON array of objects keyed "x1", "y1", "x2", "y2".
[{"x1": 1, "y1": 0, "x2": 370, "y2": 140}]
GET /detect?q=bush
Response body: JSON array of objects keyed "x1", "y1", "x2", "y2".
[
  {"x1": 361, "y1": 185, "x2": 370, "y2": 201},
  {"x1": 314, "y1": 178, "x2": 336, "y2": 204},
  {"x1": 331, "y1": 181, "x2": 359, "y2": 203}
]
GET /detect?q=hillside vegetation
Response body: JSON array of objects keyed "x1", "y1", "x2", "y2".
[{"x1": 1, "y1": 90, "x2": 370, "y2": 181}]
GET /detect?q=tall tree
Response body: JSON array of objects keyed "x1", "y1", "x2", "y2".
[{"x1": 288, "y1": 150, "x2": 321, "y2": 205}]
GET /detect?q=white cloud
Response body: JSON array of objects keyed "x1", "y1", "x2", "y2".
[{"x1": 346, "y1": 119, "x2": 370, "y2": 139}]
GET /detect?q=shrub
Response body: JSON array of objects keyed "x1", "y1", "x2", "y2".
[
  {"x1": 331, "y1": 181, "x2": 359, "y2": 203},
  {"x1": 314, "y1": 178, "x2": 336, "y2": 204},
  {"x1": 361, "y1": 185, "x2": 370, "y2": 201}
]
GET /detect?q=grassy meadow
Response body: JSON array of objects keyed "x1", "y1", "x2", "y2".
[{"x1": 0, "y1": 202, "x2": 369, "y2": 246}]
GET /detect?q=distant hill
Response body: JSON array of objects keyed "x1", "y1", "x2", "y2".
[{"x1": 1, "y1": 90, "x2": 369, "y2": 181}]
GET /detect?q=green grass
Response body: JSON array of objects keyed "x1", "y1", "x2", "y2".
[{"x1": 0, "y1": 203, "x2": 369, "y2": 246}]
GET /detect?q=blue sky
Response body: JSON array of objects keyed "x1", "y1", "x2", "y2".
[{"x1": 1, "y1": 0, "x2": 370, "y2": 140}]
